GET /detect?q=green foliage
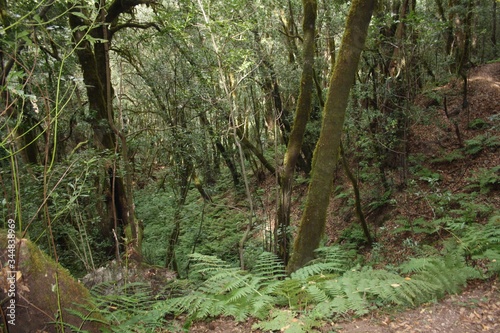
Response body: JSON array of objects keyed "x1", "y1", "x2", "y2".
[
  {"x1": 158, "y1": 242, "x2": 489, "y2": 328},
  {"x1": 292, "y1": 247, "x2": 355, "y2": 282},
  {"x1": 393, "y1": 191, "x2": 494, "y2": 237},
  {"x1": 5, "y1": 149, "x2": 113, "y2": 275},
  {"x1": 399, "y1": 254, "x2": 479, "y2": 298},
  {"x1": 430, "y1": 150, "x2": 465, "y2": 164},
  {"x1": 393, "y1": 217, "x2": 440, "y2": 235},
  {"x1": 252, "y1": 309, "x2": 322, "y2": 333},
  {"x1": 468, "y1": 118, "x2": 489, "y2": 130},
  {"x1": 69, "y1": 282, "x2": 169, "y2": 333},
  {"x1": 455, "y1": 215, "x2": 500, "y2": 276},
  {"x1": 159, "y1": 252, "x2": 284, "y2": 323},
  {"x1": 463, "y1": 134, "x2": 500, "y2": 155},
  {"x1": 135, "y1": 184, "x2": 249, "y2": 275},
  {"x1": 367, "y1": 189, "x2": 395, "y2": 211},
  {"x1": 414, "y1": 167, "x2": 442, "y2": 182},
  {"x1": 465, "y1": 166, "x2": 500, "y2": 194}
]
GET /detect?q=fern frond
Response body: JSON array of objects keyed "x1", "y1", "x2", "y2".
[
  {"x1": 253, "y1": 251, "x2": 286, "y2": 279},
  {"x1": 399, "y1": 255, "x2": 477, "y2": 297},
  {"x1": 188, "y1": 253, "x2": 232, "y2": 279},
  {"x1": 251, "y1": 294, "x2": 275, "y2": 319},
  {"x1": 226, "y1": 276, "x2": 263, "y2": 302},
  {"x1": 460, "y1": 216, "x2": 500, "y2": 254},
  {"x1": 292, "y1": 246, "x2": 351, "y2": 280},
  {"x1": 305, "y1": 284, "x2": 329, "y2": 303}
]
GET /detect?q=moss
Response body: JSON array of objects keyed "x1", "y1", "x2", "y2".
[
  {"x1": 0, "y1": 231, "x2": 107, "y2": 332},
  {"x1": 287, "y1": 0, "x2": 376, "y2": 274}
]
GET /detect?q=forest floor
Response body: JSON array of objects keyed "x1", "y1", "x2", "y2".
[
  {"x1": 188, "y1": 279, "x2": 500, "y2": 332},
  {"x1": 187, "y1": 61, "x2": 500, "y2": 332}
]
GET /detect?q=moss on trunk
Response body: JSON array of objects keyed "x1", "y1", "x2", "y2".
[
  {"x1": 287, "y1": 0, "x2": 375, "y2": 274},
  {"x1": 276, "y1": 0, "x2": 317, "y2": 265}
]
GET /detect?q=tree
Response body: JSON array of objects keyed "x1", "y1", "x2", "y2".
[
  {"x1": 493, "y1": 0, "x2": 497, "y2": 57},
  {"x1": 287, "y1": 0, "x2": 376, "y2": 274},
  {"x1": 276, "y1": 0, "x2": 317, "y2": 265},
  {"x1": 68, "y1": 0, "x2": 157, "y2": 260}
]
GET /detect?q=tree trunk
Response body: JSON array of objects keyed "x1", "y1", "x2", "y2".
[
  {"x1": 199, "y1": 111, "x2": 241, "y2": 186},
  {"x1": 235, "y1": 126, "x2": 276, "y2": 175},
  {"x1": 435, "y1": 0, "x2": 454, "y2": 56},
  {"x1": 493, "y1": 0, "x2": 497, "y2": 57},
  {"x1": 68, "y1": 0, "x2": 152, "y2": 261},
  {"x1": 286, "y1": 0, "x2": 375, "y2": 274},
  {"x1": 340, "y1": 142, "x2": 372, "y2": 245},
  {"x1": 276, "y1": 0, "x2": 317, "y2": 265},
  {"x1": 455, "y1": 0, "x2": 473, "y2": 76}
]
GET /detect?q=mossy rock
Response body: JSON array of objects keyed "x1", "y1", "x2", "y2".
[{"x1": 0, "y1": 231, "x2": 107, "y2": 332}]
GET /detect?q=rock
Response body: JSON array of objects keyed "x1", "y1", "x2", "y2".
[
  {"x1": 0, "y1": 232, "x2": 106, "y2": 333},
  {"x1": 81, "y1": 260, "x2": 176, "y2": 296}
]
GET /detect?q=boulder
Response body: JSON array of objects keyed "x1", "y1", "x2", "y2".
[{"x1": 0, "y1": 232, "x2": 106, "y2": 333}]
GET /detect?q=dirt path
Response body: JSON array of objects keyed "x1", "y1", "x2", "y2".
[{"x1": 336, "y1": 280, "x2": 500, "y2": 333}]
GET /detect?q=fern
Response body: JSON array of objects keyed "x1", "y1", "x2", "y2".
[
  {"x1": 70, "y1": 282, "x2": 167, "y2": 333},
  {"x1": 399, "y1": 254, "x2": 479, "y2": 298},
  {"x1": 465, "y1": 166, "x2": 500, "y2": 194},
  {"x1": 253, "y1": 251, "x2": 286, "y2": 279},
  {"x1": 291, "y1": 245, "x2": 353, "y2": 280},
  {"x1": 464, "y1": 134, "x2": 500, "y2": 155},
  {"x1": 157, "y1": 238, "x2": 495, "y2": 328},
  {"x1": 252, "y1": 309, "x2": 321, "y2": 333},
  {"x1": 188, "y1": 252, "x2": 232, "y2": 280},
  {"x1": 159, "y1": 252, "x2": 285, "y2": 322},
  {"x1": 457, "y1": 215, "x2": 500, "y2": 275}
]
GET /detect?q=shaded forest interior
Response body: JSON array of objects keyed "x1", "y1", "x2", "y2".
[{"x1": 0, "y1": 0, "x2": 499, "y2": 332}]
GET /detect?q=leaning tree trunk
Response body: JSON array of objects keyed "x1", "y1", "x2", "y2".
[
  {"x1": 286, "y1": 0, "x2": 375, "y2": 274},
  {"x1": 276, "y1": 0, "x2": 317, "y2": 266}
]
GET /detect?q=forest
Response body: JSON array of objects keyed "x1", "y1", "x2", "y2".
[{"x1": 0, "y1": 0, "x2": 499, "y2": 332}]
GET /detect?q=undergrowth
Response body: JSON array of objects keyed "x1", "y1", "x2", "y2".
[
  {"x1": 69, "y1": 282, "x2": 171, "y2": 333},
  {"x1": 72, "y1": 215, "x2": 500, "y2": 333},
  {"x1": 155, "y1": 217, "x2": 500, "y2": 332}
]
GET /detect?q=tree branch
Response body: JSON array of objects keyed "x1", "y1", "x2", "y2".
[
  {"x1": 110, "y1": 21, "x2": 160, "y2": 37},
  {"x1": 105, "y1": 0, "x2": 157, "y2": 24}
]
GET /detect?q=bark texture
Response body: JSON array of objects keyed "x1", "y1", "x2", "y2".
[
  {"x1": 276, "y1": 0, "x2": 317, "y2": 265},
  {"x1": 68, "y1": 0, "x2": 154, "y2": 260},
  {"x1": 286, "y1": 0, "x2": 375, "y2": 274}
]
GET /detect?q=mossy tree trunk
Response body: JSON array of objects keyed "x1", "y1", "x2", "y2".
[
  {"x1": 68, "y1": 0, "x2": 155, "y2": 260},
  {"x1": 276, "y1": 0, "x2": 317, "y2": 265},
  {"x1": 493, "y1": 0, "x2": 497, "y2": 57},
  {"x1": 286, "y1": 0, "x2": 375, "y2": 274}
]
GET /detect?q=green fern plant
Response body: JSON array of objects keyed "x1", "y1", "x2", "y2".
[
  {"x1": 252, "y1": 309, "x2": 322, "y2": 333},
  {"x1": 399, "y1": 254, "x2": 479, "y2": 299},
  {"x1": 291, "y1": 245, "x2": 354, "y2": 280},
  {"x1": 464, "y1": 134, "x2": 500, "y2": 155},
  {"x1": 430, "y1": 150, "x2": 464, "y2": 164},
  {"x1": 157, "y1": 239, "x2": 493, "y2": 329},
  {"x1": 456, "y1": 215, "x2": 500, "y2": 276},
  {"x1": 465, "y1": 166, "x2": 500, "y2": 194},
  {"x1": 159, "y1": 252, "x2": 285, "y2": 323},
  {"x1": 69, "y1": 282, "x2": 168, "y2": 333}
]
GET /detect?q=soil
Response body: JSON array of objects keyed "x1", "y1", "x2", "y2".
[
  {"x1": 335, "y1": 279, "x2": 500, "y2": 333},
  {"x1": 184, "y1": 62, "x2": 500, "y2": 332}
]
